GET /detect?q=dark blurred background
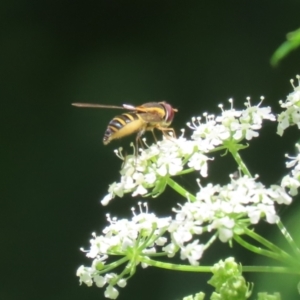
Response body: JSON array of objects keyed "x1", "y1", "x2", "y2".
[{"x1": 2, "y1": 0, "x2": 300, "y2": 299}]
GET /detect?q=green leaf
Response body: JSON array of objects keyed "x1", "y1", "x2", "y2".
[{"x1": 271, "y1": 28, "x2": 300, "y2": 66}]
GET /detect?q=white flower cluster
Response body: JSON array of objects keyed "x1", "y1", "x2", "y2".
[
  {"x1": 170, "y1": 175, "x2": 291, "y2": 249},
  {"x1": 101, "y1": 136, "x2": 210, "y2": 205},
  {"x1": 78, "y1": 171, "x2": 292, "y2": 298},
  {"x1": 277, "y1": 75, "x2": 300, "y2": 135},
  {"x1": 281, "y1": 144, "x2": 300, "y2": 196},
  {"x1": 102, "y1": 98, "x2": 275, "y2": 205},
  {"x1": 77, "y1": 203, "x2": 172, "y2": 299},
  {"x1": 188, "y1": 98, "x2": 275, "y2": 149},
  {"x1": 76, "y1": 267, "x2": 126, "y2": 299},
  {"x1": 77, "y1": 78, "x2": 300, "y2": 299},
  {"x1": 276, "y1": 76, "x2": 300, "y2": 195}
]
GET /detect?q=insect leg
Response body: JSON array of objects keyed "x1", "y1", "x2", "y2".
[
  {"x1": 157, "y1": 127, "x2": 177, "y2": 139},
  {"x1": 134, "y1": 130, "x2": 145, "y2": 161},
  {"x1": 151, "y1": 129, "x2": 158, "y2": 144}
]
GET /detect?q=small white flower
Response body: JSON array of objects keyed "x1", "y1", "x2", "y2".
[
  {"x1": 188, "y1": 153, "x2": 210, "y2": 177},
  {"x1": 268, "y1": 184, "x2": 292, "y2": 205},
  {"x1": 109, "y1": 182, "x2": 125, "y2": 198},
  {"x1": 163, "y1": 242, "x2": 177, "y2": 257},
  {"x1": 180, "y1": 240, "x2": 204, "y2": 266},
  {"x1": 241, "y1": 97, "x2": 275, "y2": 124},
  {"x1": 144, "y1": 172, "x2": 156, "y2": 184},
  {"x1": 101, "y1": 193, "x2": 114, "y2": 206},
  {"x1": 94, "y1": 274, "x2": 106, "y2": 288},
  {"x1": 188, "y1": 115, "x2": 225, "y2": 150},
  {"x1": 209, "y1": 216, "x2": 235, "y2": 242},
  {"x1": 285, "y1": 145, "x2": 300, "y2": 170},
  {"x1": 76, "y1": 266, "x2": 93, "y2": 287},
  {"x1": 104, "y1": 285, "x2": 119, "y2": 299},
  {"x1": 86, "y1": 235, "x2": 110, "y2": 258},
  {"x1": 142, "y1": 247, "x2": 156, "y2": 255},
  {"x1": 156, "y1": 154, "x2": 183, "y2": 176},
  {"x1": 117, "y1": 279, "x2": 127, "y2": 288},
  {"x1": 218, "y1": 226, "x2": 234, "y2": 243},
  {"x1": 281, "y1": 174, "x2": 300, "y2": 196},
  {"x1": 247, "y1": 206, "x2": 261, "y2": 224},
  {"x1": 279, "y1": 144, "x2": 300, "y2": 196},
  {"x1": 234, "y1": 122, "x2": 260, "y2": 140},
  {"x1": 155, "y1": 236, "x2": 168, "y2": 246},
  {"x1": 171, "y1": 220, "x2": 193, "y2": 245},
  {"x1": 277, "y1": 75, "x2": 300, "y2": 135},
  {"x1": 277, "y1": 111, "x2": 290, "y2": 136},
  {"x1": 132, "y1": 184, "x2": 148, "y2": 197}
]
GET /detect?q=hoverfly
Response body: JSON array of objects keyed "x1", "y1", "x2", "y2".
[{"x1": 72, "y1": 101, "x2": 178, "y2": 146}]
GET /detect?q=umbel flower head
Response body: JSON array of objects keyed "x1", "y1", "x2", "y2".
[
  {"x1": 102, "y1": 97, "x2": 275, "y2": 206},
  {"x1": 77, "y1": 203, "x2": 172, "y2": 299},
  {"x1": 77, "y1": 77, "x2": 300, "y2": 299},
  {"x1": 208, "y1": 257, "x2": 253, "y2": 299},
  {"x1": 101, "y1": 135, "x2": 210, "y2": 206},
  {"x1": 77, "y1": 173, "x2": 291, "y2": 298}
]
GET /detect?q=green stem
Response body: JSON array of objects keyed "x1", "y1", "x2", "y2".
[
  {"x1": 166, "y1": 177, "x2": 197, "y2": 202},
  {"x1": 234, "y1": 235, "x2": 284, "y2": 263},
  {"x1": 138, "y1": 226, "x2": 168, "y2": 251},
  {"x1": 203, "y1": 233, "x2": 217, "y2": 251},
  {"x1": 96, "y1": 256, "x2": 129, "y2": 274},
  {"x1": 243, "y1": 227, "x2": 300, "y2": 267},
  {"x1": 242, "y1": 266, "x2": 300, "y2": 274},
  {"x1": 276, "y1": 219, "x2": 300, "y2": 258},
  {"x1": 234, "y1": 234, "x2": 298, "y2": 267},
  {"x1": 175, "y1": 168, "x2": 195, "y2": 175},
  {"x1": 140, "y1": 257, "x2": 300, "y2": 275},
  {"x1": 229, "y1": 147, "x2": 252, "y2": 177},
  {"x1": 182, "y1": 148, "x2": 197, "y2": 166},
  {"x1": 140, "y1": 257, "x2": 211, "y2": 272},
  {"x1": 244, "y1": 227, "x2": 293, "y2": 259}
]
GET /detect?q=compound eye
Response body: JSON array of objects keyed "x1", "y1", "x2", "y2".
[{"x1": 163, "y1": 102, "x2": 175, "y2": 124}]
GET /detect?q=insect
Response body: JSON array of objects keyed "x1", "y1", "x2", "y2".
[{"x1": 72, "y1": 101, "x2": 178, "y2": 146}]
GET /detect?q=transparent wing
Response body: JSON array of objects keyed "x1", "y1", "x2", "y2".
[
  {"x1": 72, "y1": 103, "x2": 130, "y2": 110},
  {"x1": 72, "y1": 102, "x2": 163, "y2": 114},
  {"x1": 138, "y1": 112, "x2": 162, "y2": 123}
]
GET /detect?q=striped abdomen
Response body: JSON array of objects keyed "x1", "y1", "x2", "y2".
[{"x1": 103, "y1": 113, "x2": 146, "y2": 145}]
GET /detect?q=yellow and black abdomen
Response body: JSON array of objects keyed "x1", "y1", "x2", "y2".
[{"x1": 103, "y1": 113, "x2": 146, "y2": 145}]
